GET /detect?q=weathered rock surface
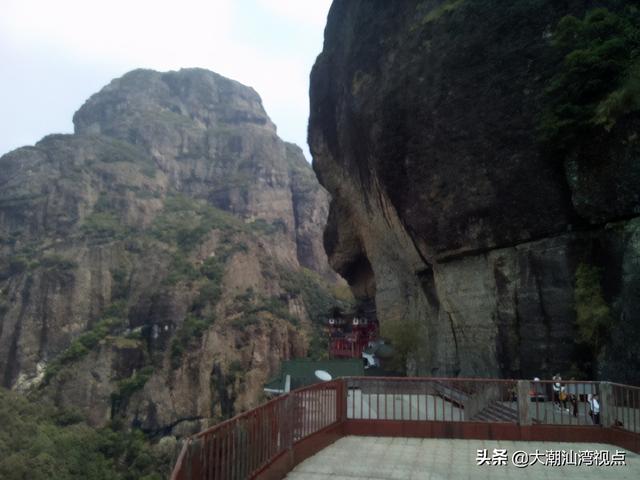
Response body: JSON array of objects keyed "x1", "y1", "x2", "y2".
[
  {"x1": 0, "y1": 68, "x2": 337, "y2": 434},
  {"x1": 309, "y1": 0, "x2": 640, "y2": 382}
]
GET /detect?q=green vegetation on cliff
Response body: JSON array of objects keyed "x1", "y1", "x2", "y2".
[
  {"x1": 43, "y1": 303, "x2": 129, "y2": 384},
  {"x1": 170, "y1": 315, "x2": 214, "y2": 369},
  {"x1": 419, "y1": 0, "x2": 464, "y2": 24},
  {"x1": 541, "y1": 6, "x2": 640, "y2": 155},
  {"x1": 574, "y1": 262, "x2": 612, "y2": 375},
  {"x1": 149, "y1": 194, "x2": 241, "y2": 248},
  {"x1": 381, "y1": 317, "x2": 422, "y2": 374},
  {"x1": 0, "y1": 67, "x2": 337, "y2": 470},
  {"x1": 0, "y1": 388, "x2": 172, "y2": 480},
  {"x1": 280, "y1": 267, "x2": 353, "y2": 360},
  {"x1": 82, "y1": 211, "x2": 130, "y2": 240},
  {"x1": 111, "y1": 366, "x2": 155, "y2": 412}
]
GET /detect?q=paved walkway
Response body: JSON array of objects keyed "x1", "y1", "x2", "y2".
[{"x1": 285, "y1": 436, "x2": 640, "y2": 479}]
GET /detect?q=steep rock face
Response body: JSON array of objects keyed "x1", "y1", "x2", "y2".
[
  {"x1": 0, "y1": 68, "x2": 336, "y2": 434},
  {"x1": 72, "y1": 69, "x2": 328, "y2": 267},
  {"x1": 309, "y1": 0, "x2": 640, "y2": 381}
]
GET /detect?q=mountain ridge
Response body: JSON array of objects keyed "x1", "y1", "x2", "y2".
[{"x1": 0, "y1": 67, "x2": 344, "y2": 438}]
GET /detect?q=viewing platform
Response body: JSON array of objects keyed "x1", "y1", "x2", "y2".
[
  {"x1": 171, "y1": 377, "x2": 640, "y2": 479},
  {"x1": 286, "y1": 437, "x2": 639, "y2": 479}
]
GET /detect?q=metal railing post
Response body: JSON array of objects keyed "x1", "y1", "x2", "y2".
[
  {"x1": 337, "y1": 379, "x2": 348, "y2": 422},
  {"x1": 600, "y1": 381, "x2": 613, "y2": 428},
  {"x1": 517, "y1": 380, "x2": 531, "y2": 426},
  {"x1": 290, "y1": 393, "x2": 297, "y2": 448}
]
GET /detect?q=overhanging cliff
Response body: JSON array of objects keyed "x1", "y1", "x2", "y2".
[{"x1": 309, "y1": 0, "x2": 640, "y2": 382}]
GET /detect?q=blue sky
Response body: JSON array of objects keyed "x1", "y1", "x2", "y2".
[{"x1": 0, "y1": 0, "x2": 332, "y2": 160}]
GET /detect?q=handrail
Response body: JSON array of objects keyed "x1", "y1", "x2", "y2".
[
  {"x1": 610, "y1": 382, "x2": 640, "y2": 391},
  {"x1": 611, "y1": 383, "x2": 640, "y2": 434},
  {"x1": 171, "y1": 378, "x2": 342, "y2": 480},
  {"x1": 171, "y1": 437, "x2": 190, "y2": 479},
  {"x1": 171, "y1": 377, "x2": 640, "y2": 479},
  {"x1": 349, "y1": 375, "x2": 519, "y2": 382},
  {"x1": 193, "y1": 391, "x2": 288, "y2": 440}
]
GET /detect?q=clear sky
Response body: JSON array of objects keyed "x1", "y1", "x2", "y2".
[{"x1": 0, "y1": 0, "x2": 332, "y2": 160}]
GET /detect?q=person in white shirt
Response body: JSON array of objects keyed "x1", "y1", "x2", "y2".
[
  {"x1": 552, "y1": 374, "x2": 562, "y2": 408},
  {"x1": 590, "y1": 393, "x2": 601, "y2": 425}
]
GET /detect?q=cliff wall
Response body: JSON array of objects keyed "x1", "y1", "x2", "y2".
[{"x1": 309, "y1": 0, "x2": 640, "y2": 381}]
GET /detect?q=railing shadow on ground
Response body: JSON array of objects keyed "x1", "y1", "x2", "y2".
[{"x1": 171, "y1": 377, "x2": 640, "y2": 480}]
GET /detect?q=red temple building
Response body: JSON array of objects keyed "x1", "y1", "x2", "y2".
[{"x1": 327, "y1": 306, "x2": 379, "y2": 361}]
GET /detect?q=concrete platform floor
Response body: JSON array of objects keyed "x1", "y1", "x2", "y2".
[{"x1": 285, "y1": 436, "x2": 640, "y2": 479}]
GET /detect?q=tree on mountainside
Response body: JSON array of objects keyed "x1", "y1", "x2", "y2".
[{"x1": 540, "y1": 6, "x2": 640, "y2": 156}]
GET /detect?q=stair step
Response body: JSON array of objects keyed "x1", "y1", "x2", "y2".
[
  {"x1": 472, "y1": 403, "x2": 518, "y2": 422},
  {"x1": 486, "y1": 405, "x2": 518, "y2": 421}
]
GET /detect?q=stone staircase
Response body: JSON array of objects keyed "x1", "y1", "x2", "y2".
[
  {"x1": 471, "y1": 402, "x2": 519, "y2": 422},
  {"x1": 432, "y1": 381, "x2": 470, "y2": 408}
]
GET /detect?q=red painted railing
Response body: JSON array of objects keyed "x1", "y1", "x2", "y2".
[
  {"x1": 525, "y1": 379, "x2": 599, "y2": 426},
  {"x1": 612, "y1": 383, "x2": 640, "y2": 434},
  {"x1": 328, "y1": 338, "x2": 364, "y2": 358},
  {"x1": 171, "y1": 379, "x2": 344, "y2": 480},
  {"x1": 345, "y1": 377, "x2": 518, "y2": 422},
  {"x1": 171, "y1": 377, "x2": 640, "y2": 479}
]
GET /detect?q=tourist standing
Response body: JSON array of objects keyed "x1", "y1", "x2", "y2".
[
  {"x1": 552, "y1": 374, "x2": 562, "y2": 408},
  {"x1": 590, "y1": 394, "x2": 601, "y2": 425}
]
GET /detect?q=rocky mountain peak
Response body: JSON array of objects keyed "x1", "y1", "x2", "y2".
[
  {"x1": 0, "y1": 68, "x2": 342, "y2": 439},
  {"x1": 73, "y1": 68, "x2": 275, "y2": 140}
]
